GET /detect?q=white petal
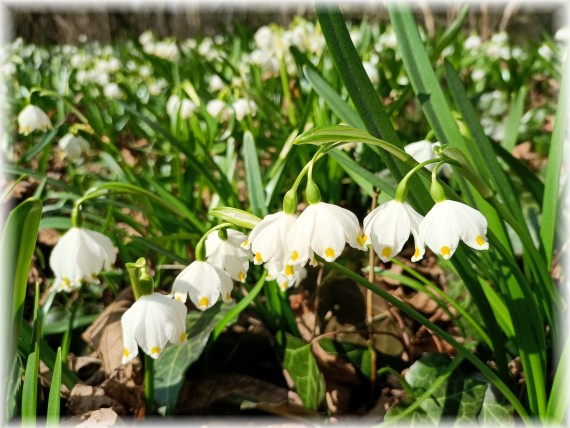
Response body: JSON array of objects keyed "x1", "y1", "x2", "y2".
[
  {"x1": 288, "y1": 205, "x2": 317, "y2": 267},
  {"x1": 172, "y1": 261, "x2": 222, "y2": 310}
]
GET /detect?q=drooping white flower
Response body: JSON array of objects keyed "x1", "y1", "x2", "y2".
[
  {"x1": 172, "y1": 260, "x2": 233, "y2": 310},
  {"x1": 103, "y1": 82, "x2": 122, "y2": 99},
  {"x1": 166, "y1": 95, "x2": 196, "y2": 120},
  {"x1": 58, "y1": 133, "x2": 90, "y2": 161},
  {"x1": 464, "y1": 34, "x2": 481, "y2": 51},
  {"x1": 363, "y1": 61, "x2": 379, "y2": 84},
  {"x1": 208, "y1": 74, "x2": 225, "y2": 92},
  {"x1": 49, "y1": 227, "x2": 117, "y2": 292},
  {"x1": 364, "y1": 200, "x2": 424, "y2": 263},
  {"x1": 121, "y1": 293, "x2": 187, "y2": 364},
  {"x1": 206, "y1": 229, "x2": 250, "y2": 282},
  {"x1": 17, "y1": 104, "x2": 52, "y2": 135},
  {"x1": 243, "y1": 211, "x2": 298, "y2": 277},
  {"x1": 265, "y1": 260, "x2": 307, "y2": 291},
  {"x1": 288, "y1": 202, "x2": 367, "y2": 267},
  {"x1": 418, "y1": 200, "x2": 489, "y2": 260},
  {"x1": 232, "y1": 98, "x2": 257, "y2": 121},
  {"x1": 206, "y1": 99, "x2": 229, "y2": 120},
  {"x1": 404, "y1": 140, "x2": 440, "y2": 171}
]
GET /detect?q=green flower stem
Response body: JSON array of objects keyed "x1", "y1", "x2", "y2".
[
  {"x1": 429, "y1": 162, "x2": 447, "y2": 203},
  {"x1": 394, "y1": 158, "x2": 442, "y2": 202},
  {"x1": 126, "y1": 258, "x2": 154, "y2": 300},
  {"x1": 71, "y1": 204, "x2": 82, "y2": 228},
  {"x1": 144, "y1": 354, "x2": 154, "y2": 416},
  {"x1": 326, "y1": 258, "x2": 530, "y2": 424},
  {"x1": 283, "y1": 142, "x2": 342, "y2": 212},
  {"x1": 194, "y1": 222, "x2": 233, "y2": 262}
]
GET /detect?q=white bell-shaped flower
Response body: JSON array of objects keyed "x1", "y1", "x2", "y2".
[
  {"x1": 243, "y1": 211, "x2": 298, "y2": 277},
  {"x1": 49, "y1": 227, "x2": 117, "y2": 292},
  {"x1": 364, "y1": 200, "x2": 425, "y2": 263},
  {"x1": 265, "y1": 260, "x2": 307, "y2": 291},
  {"x1": 288, "y1": 202, "x2": 367, "y2": 267},
  {"x1": 58, "y1": 133, "x2": 90, "y2": 161},
  {"x1": 206, "y1": 229, "x2": 250, "y2": 282},
  {"x1": 232, "y1": 98, "x2": 257, "y2": 121},
  {"x1": 404, "y1": 140, "x2": 440, "y2": 171},
  {"x1": 121, "y1": 293, "x2": 187, "y2": 364},
  {"x1": 418, "y1": 200, "x2": 489, "y2": 260},
  {"x1": 206, "y1": 99, "x2": 230, "y2": 121},
  {"x1": 172, "y1": 260, "x2": 233, "y2": 310},
  {"x1": 18, "y1": 104, "x2": 52, "y2": 135}
]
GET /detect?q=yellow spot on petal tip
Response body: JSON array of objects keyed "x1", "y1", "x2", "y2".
[
  {"x1": 291, "y1": 250, "x2": 299, "y2": 262},
  {"x1": 242, "y1": 239, "x2": 249, "y2": 248},
  {"x1": 357, "y1": 233, "x2": 367, "y2": 247},
  {"x1": 476, "y1": 235, "x2": 486, "y2": 246},
  {"x1": 281, "y1": 281, "x2": 288, "y2": 290},
  {"x1": 199, "y1": 296, "x2": 209, "y2": 308},
  {"x1": 150, "y1": 346, "x2": 160, "y2": 355},
  {"x1": 381, "y1": 247, "x2": 392, "y2": 259},
  {"x1": 179, "y1": 333, "x2": 187, "y2": 343},
  {"x1": 413, "y1": 247, "x2": 420, "y2": 259},
  {"x1": 285, "y1": 265, "x2": 294, "y2": 277},
  {"x1": 441, "y1": 246, "x2": 451, "y2": 257},
  {"x1": 123, "y1": 348, "x2": 129, "y2": 358},
  {"x1": 238, "y1": 271, "x2": 245, "y2": 282},
  {"x1": 176, "y1": 296, "x2": 182, "y2": 302},
  {"x1": 254, "y1": 252, "x2": 262, "y2": 263},
  {"x1": 226, "y1": 292, "x2": 231, "y2": 301},
  {"x1": 63, "y1": 277, "x2": 70, "y2": 287},
  {"x1": 325, "y1": 248, "x2": 335, "y2": 260}
]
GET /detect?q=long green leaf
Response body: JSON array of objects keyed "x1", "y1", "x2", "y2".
[
  {"x1": 21, "y1": 343, "x2": 39, "y2": 423},
  {"x1": 2, "y1": 198, "x2": 42, "y2": 361},
  {"x1": 546, "y1": 335, "x2": 570, "y2": 423},
  {"x1": 46, "y1": 347, "x2": 62, "y2": 424},
  {"x1": 540, "y1": 54, "x2": 569, "y2": 266},
  {"x1": 242, "y1": 131, "x2": 267, "y2": 217},
  {"x1": 501, "y1": 87, "x2": 527, "y2": 151}
]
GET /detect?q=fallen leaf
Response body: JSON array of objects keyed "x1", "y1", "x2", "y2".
[
  {"x1": 72, "y1": 408, "x2": 123, "y2": 427},
  {"x1": 67, "y1": 384, "x2": 125, "y2": 416},
  {"x1": 81, "y1": 288, "x2": 135, "y2": 374}
]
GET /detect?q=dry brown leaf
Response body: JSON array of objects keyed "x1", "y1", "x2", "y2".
[
  {"x1": 101, "y1": 363, "x2": 145, "y2": 417},
  {"x1": 67, "y1": 354, "x2": 106, "y2": 385},
  {"x1": 176, "y1": 374, "x2": 291, "y2": 414},
  {"x1": 82, "y1": 288, "x2": 135, "y2": 374},
  {"x1": 67, "y1": 385, "x2": 125, "y2": 416},
  {"x1": 405, "y1": 291, "x2": 439, "y2": 315},
  {"x1": 38, "y1": 228, "x2": 61, "y2": 246},
  {"x1": 68, "y1": 408, "x2": 123, "y2": 427}
]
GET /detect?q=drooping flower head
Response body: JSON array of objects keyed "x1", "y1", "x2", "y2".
[
  {"x1": 121, "y1": 293, "x2": 187, "y2": 364},
  {"x1": 364, "y1": 200, "x2": 424, "y2": 263},
  {"x1": 265, "y1": 260, "x2": 307, "y2": 291},
  {"x1": 243, "y1": 211, "x2": 298, "y2": 278},
  {"x1": 288, "y1": 202, "x2": 367, "y2": 267},
  {"x1": 49, "y1": 227, "x2": 117, "y2": 292},
  {"x1": 18, "y1": 104, "x2": 52, "y2": 135},
  {"x1": 418, "y1": 200, "x2": 489, "y2": 260},
  {"x1": 58, "y1": 133, "x2": 90, "y2": 161},
  {"x1": 172, "y1": 260, "x2": 233, "y2": 310},
  {"x1": 206, "y1": 228, "x2": 250, "y2": 283}
]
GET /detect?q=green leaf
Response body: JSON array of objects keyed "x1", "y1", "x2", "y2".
[
  {"x1": 154, "y1": 302, "x2": 236, "y2": 415},
  {"x1": 21, "y1": 343, "x2": 40, "y2": 423},
  {"x1": 21, "y1": 127, "x2": 59, "y2": 162},
  {"x1": 301, "y1": 65, "x2": 366, "y2": 130},
  {"x1": 385, "y1": 354, "x2": 488, "y2": 424},
  {"x1": 209, "y1": 207, "x2": 261, "y2": 229},
  {"x1": 480, "y1": 384, "x2": 514, "y2": 426},
  {"x1": 546, "y1": 335, "x2": 570, "y2": 424},
  {"x1": 328, "y1": 150, "x2": 395, "y2": 198},
  {"x1": 540, "y1": 56, "x2": 569, "y2": 266},
  {"x1": 242, "y1": 131, "x2": 267, "y2": 217},
  {"x1": 46, "y1": 347, "x2": 62, "y2": 424},
  {"x1": 1, "y1": 198, "x2": 42, "y2": 359},
  {"x1": 501, "y1": 88, "x2": 528, "y2": 151},
  {"x1": 18, "y1": 322, "x2": 78, "y2": 390},
  {"x1": 281, "y1": 333, "x2": 326, "y2": 411}
]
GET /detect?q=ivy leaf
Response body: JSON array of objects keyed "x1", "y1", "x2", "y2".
[
  {"x1": 154, "y1": 302, "x2": 235, "y2": 415},
  {"x1": 281, "y1": 333, "x2": 326, "y2": 411}
]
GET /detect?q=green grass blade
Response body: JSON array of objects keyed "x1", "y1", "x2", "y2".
[
  {"x1": 431, "y1": 5, "x2": 469, "y2": 59},
  {"x1": 21, "y1": 343, "x2": 39, "y2": 424},
  {"x1": 546, "y1": 335, "x2": 569, "y2": 423},
  {"x1": 501, "y1": 87, "x2": 528, "y2": 151},
  {"x1": 540, "y1": 55, "x2": 569, "y2": 266},
  {"x1": 242, "y1": 131, "x2": 267, "y2": 217},
  {"x1": 302, "y1": 65, "x2": 366, "y2": 130},
  {"x1": 46, "y1": 347, "x2": 62, "y2": 425},
  {"x1": 2, "y1": 198, "x2": 42, "y2": 360}
]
